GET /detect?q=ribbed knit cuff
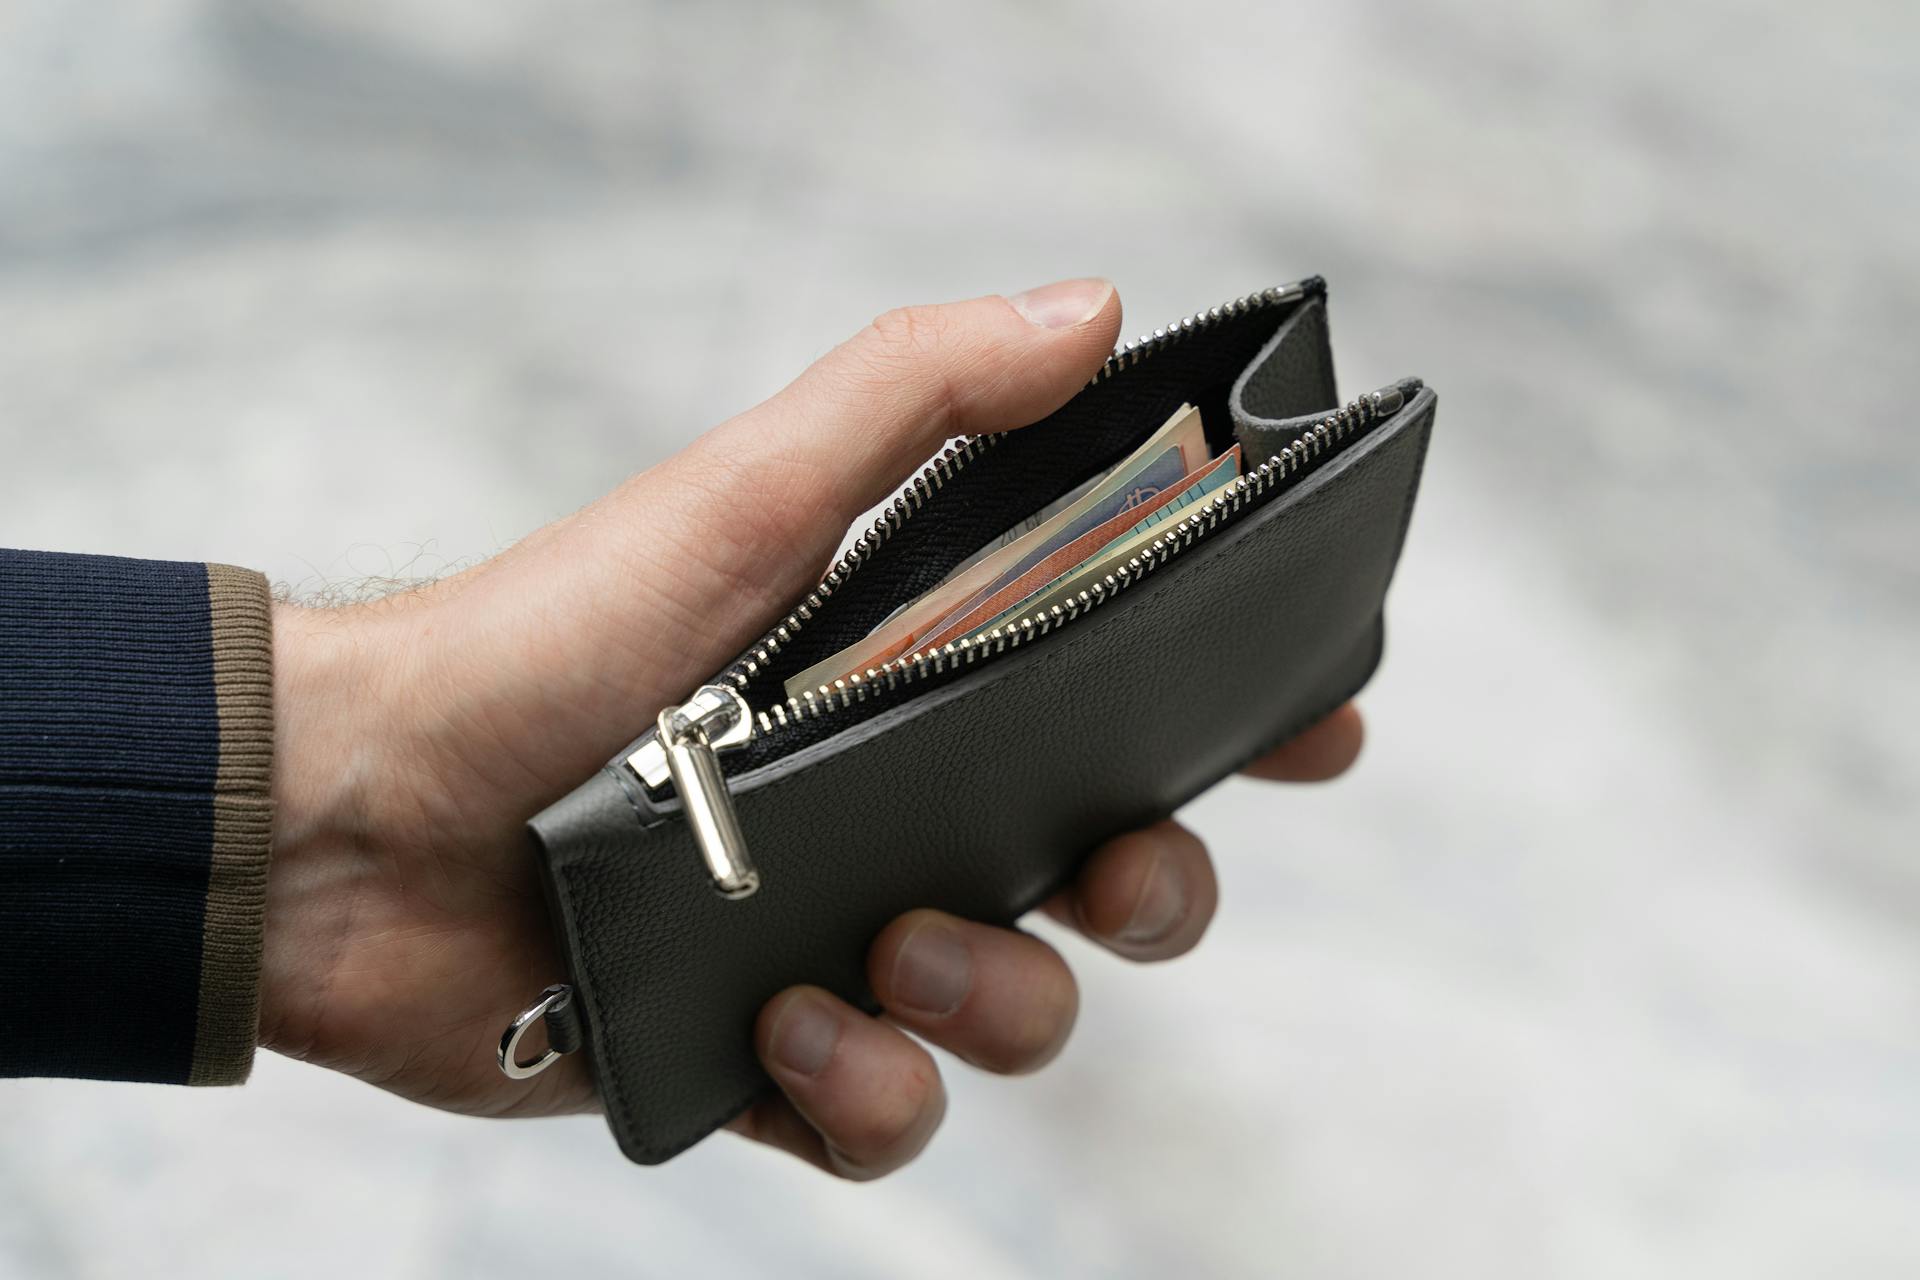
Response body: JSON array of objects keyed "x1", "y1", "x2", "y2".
[
  {"x1": 190, "y1": 564, "x2": 275, "y2": 1085},
  {"x1": 0, "y1": 550, "x2": 275, "y2": 1086}
]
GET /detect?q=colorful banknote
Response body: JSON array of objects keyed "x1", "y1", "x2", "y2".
[
  {"x1": 916, "y1": 443, "x2": 1241, "y2": 650},
  {"x1": 971, "y1": 444, "x2": 1242, "y2": 635},
  {"x1": 783, "y1": 404, "x2": 1228, "y2": 699}
]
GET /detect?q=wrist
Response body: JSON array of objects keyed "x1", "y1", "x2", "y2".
[
  {"x1": 256, "y1": 592, "x2": 578, "y2": 1106},
  {"x1": 271, "y1": 604, "x2": 379, "y2": 851},
  {"x1": 259, "y1": 601, "x2": 388, "y2": 1055}
]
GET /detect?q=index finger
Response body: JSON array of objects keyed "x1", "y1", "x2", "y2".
[{"x1": 1239, "y1": 703, "x2": 1364, "y2": 782}]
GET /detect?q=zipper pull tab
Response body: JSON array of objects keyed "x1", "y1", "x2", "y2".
[
  {"x1": 627, "y1": 685, "x2": 760, "y2": 899},
  {"x1": 1366, "y1": 378, "x2": 1420, "y2": 418}
]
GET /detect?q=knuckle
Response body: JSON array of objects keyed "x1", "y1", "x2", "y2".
[
  {"x1": 792, "y1": 302, "x2": 985, "y2": 451},
  {"x1": 863, "y1": 304, "x2": 950, "y2": 362},
  {"x1": 850, "y1": 306, "x2": 962, "y2": 436}
]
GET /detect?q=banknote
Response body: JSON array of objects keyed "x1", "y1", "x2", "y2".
[
  {"x1": 970, "y1": 443, "x2": 1243, "y2": 636},
  {"x1": 783, "y1": 404, "x2": 1211, "y2": 699},
  {"x1": 915, "y1": 444, "x2": 1242, "y2": 650}
]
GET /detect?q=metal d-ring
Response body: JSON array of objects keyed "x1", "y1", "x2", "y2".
[{"x1": 497, "y1": 984, "x2": 574, "y2": 1080}]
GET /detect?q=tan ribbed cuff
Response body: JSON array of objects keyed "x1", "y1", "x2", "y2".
[{"x1": 188, "y1": 563, "x2": 275, "y2": 1086}]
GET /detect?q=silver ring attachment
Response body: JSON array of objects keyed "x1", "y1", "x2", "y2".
[{"x1": 497, "y1": 983, "x2": 574, "y2": 1080}]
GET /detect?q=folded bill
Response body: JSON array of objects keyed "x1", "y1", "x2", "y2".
[
  {"x1": 916, "y1": 444, "x2": 1241, "y2": 651},
  {"x1": 970, "y1": 444, "x2": 1241, "y2": 636},
  {"x1": 783, "y1": 404, "x2": 1230, "y2": 700}
]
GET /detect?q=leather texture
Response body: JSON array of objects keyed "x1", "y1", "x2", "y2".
[
  {"x1": 528, "y1": 288, "x2": 1436, "y2": 1164},
  {"x1": 1232, "y1": 295, "x2": 1340, "y2": 447}
]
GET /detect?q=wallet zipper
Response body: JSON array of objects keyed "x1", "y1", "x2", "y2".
[
  {"x1": 714, "y1": 278, "x2": 1322, "y2": 693},
  {"x1": 760, "y1": 382, "x2": 1406, "y2": 729},
  {"x1": 628, "y1": 287, "x2": 1410, "y2": 898}
]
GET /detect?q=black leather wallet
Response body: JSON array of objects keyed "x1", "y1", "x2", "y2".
[{"x1": 499, "y1": 276, "x2": 1436, "y2": 1164}]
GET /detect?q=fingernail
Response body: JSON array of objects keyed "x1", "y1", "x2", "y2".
[
  {"x1": 770, "y1": 995, "x2": 841, "y2": 1077},
  {"x1": 1009, "y1": 277, "x2": 1112, "y2": 329},
  {"x1": 890, "y1": 923, "x2": 973, "y2": 1016},
  {"x1": 1117, "y1": 854, "x2": 1188, "y2": 945}
]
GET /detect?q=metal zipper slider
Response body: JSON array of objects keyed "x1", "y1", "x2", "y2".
[{"x1": 626, "y1": 685, "x2": 760, "y2": 899}]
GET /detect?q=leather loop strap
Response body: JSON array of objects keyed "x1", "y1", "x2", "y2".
[{"x1": 544, "y1": 988, "x2": 584, "y2": 1056}]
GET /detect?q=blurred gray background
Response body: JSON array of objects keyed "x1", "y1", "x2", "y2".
[{"x1": 2, "y1": 1, "x2": 1916, "y2": 1276}]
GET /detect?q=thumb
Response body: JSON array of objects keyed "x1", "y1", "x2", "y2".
[
  {"x1": 647, "y1": 278, "x2": 1122, "y2": 650},
  {"x1": 641, "y1": 277, "x2": 1121, "y2": 674},
  {"x1": 675, "y1": 278, "x2": 1122, "y2": 538},
  {"x1": 434, "y1": 281, "x2": 1122, "y2": 784}
]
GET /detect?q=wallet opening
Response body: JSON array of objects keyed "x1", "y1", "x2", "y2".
[
  {"x1": 704, "y1": 318, "x2": 1421, "y2": 775},
  {"x1": 616, "y1": 280, "x2": 1422, "y2": 802},
  {"x1": 730, "y1": 287, "x2": 1336, "y2": 713}
]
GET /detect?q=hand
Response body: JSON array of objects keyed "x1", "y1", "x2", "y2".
[{"x1": 262, "y1": 278, "x2": 1365, "y2": 1178}]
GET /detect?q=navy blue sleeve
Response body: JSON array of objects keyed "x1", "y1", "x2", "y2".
[{"x1": 0, "y1": 548, "x2": 273, "y2": 1085}]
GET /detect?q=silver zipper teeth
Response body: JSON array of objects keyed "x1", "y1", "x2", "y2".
[
  {"x1": 756, "y1": 388, "x2": 1384, "y2": 733},
  {"x1": 722, "y1": 435, "x2": 1000, "y2": 687},
  {"x1": 719, "y1": 279, "x2": 1316, "y2": 690}
]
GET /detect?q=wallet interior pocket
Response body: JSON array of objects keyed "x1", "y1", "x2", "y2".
[
  {"x1": 674, "y1": 284, "x2": 1413, "y2": 759},
  {"x1": 732, "y1": 281, "x2": 1337, "y2": 714}
]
